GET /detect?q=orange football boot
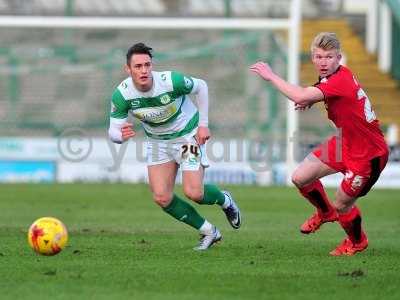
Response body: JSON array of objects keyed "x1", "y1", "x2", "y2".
[
  {"x1": 330, "y1": 234, "x2": 368, "y2": 256},
  {"x1": 300, "y1": 210, "x2": 338, "y2": 234}
]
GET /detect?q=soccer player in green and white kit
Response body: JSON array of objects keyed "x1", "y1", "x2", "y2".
[{"x1": 108, "y1": 43, "x2": 241, "y2": 250}]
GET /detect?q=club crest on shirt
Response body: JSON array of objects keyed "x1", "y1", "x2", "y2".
[{"x1": 160, "y1": 94, "x2": 171, "y2": 104}]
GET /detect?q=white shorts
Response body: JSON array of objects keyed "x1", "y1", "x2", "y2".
[{"x1": 146, "y1": 136, "x2": 209, "y2": 171}]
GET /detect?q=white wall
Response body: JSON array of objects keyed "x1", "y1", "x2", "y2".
[{"x1": 343, "y1": 0, "x2": 369, "y2": 13}]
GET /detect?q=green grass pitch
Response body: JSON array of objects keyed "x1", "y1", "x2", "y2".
[{"x1": 0, "y1": 184, "x2": 399, "y2": 299}]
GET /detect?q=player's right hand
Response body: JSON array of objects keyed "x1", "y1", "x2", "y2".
[
  {"x1": 249, "y1": 61, "x2": 274, "y2": 81},
  {"x1": 121, "y1": 123, "x2": 136, "y2": 141}
]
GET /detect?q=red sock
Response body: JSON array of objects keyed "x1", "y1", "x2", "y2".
[
  {"x1": 299, "y1": 180, "x2": 335, "y2": 216},
  {"x1": 338, "y1": 206, "x2": 366, "y2": 243}
]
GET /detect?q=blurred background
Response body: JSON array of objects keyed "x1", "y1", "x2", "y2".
[{"x1": 0, "y1": 0, "x2": 399, "y2": 186}]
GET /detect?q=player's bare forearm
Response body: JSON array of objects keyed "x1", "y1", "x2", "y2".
[
  {"x1": 250, "y1": 61, "x2": 323, "y2": 106},
  {"x1": 268, "y1": 73, "x2": 309, "y2": 104}
]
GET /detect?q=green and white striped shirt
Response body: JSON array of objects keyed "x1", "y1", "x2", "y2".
[{"x1": 109, "y1": 71, "x2": 202, "y2": 141}]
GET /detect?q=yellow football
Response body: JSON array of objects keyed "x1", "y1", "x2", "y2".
[{"x1": 27, "y1": 217, "x2": 68, "y2": 256}]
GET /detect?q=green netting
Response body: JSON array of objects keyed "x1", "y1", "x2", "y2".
[{"x1": 0, "y1": 27, "x2": 287, "y2": 139}]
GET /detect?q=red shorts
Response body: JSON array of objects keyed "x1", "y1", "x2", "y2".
[{"x1": 313, "y1": 136, "x2": 388, "y2": 198}]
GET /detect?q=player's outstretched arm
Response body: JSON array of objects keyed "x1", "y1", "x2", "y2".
[{"x1": 249, "y1": 61, "x2": 324, "y2": 107}]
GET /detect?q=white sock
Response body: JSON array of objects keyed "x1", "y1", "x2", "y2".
[
  {"x1": 221, "y1": 193, "x2": 231, "y2": 209},
  {"x1": 199, "y1": 220, "x2": 213, "y2": 235}
]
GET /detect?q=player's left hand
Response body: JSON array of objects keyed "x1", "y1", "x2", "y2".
[
  {"x1": 196, "y1": 126, "x2": 210, "y2": 145},
  {"x1": 295, "y1": 103, "x2": 313, "y2": 111}
]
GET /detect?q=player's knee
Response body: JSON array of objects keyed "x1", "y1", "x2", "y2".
[
  {"x1": 183, "y1": 188, "x2": 203, "y2": 202},
  {"x1": 152, "y1": 193, "x2": 173, "y2": 208},
  {"x1": 291, "y1": 172, "x2": 305, "y2": 189}
]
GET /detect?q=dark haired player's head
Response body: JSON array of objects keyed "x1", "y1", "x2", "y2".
[
  {"x1": 126, "y1": 43, "x2": 153, "y2": 65},
  {"x1": 124, "y1": 43, "x2": 154, "y2": 92}
]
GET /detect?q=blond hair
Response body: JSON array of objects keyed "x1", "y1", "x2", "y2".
[{"x1": 311, "y1": 32, "x2": 341, "y2": 54}]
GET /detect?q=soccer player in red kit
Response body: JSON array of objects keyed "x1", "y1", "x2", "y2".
[{"x1": 250, "y1": 32, "x2": 389, "y2": 256}]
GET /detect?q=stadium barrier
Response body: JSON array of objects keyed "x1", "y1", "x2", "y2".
[{"x1": 1, "y1": 137, "x2": 399, "y2": 187}]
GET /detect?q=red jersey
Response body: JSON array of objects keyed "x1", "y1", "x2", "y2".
[{"x1": 315, "y1": 65, "x2": 388, "y2": 161}]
